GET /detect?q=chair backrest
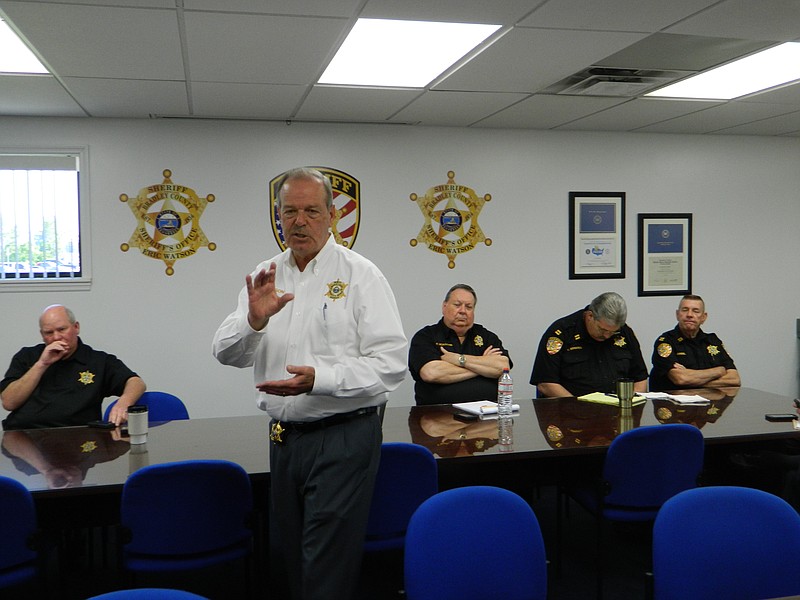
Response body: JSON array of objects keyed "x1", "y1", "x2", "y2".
[
  {"x1": 603, "y1": 423, "x2": 704, "y2": 508},
  {"x1": 121, "y1": 459, "x2": 252, "y2": 557},
  {"x1": 653, "y1": 486, "x2": 800, "y2": 600},
  {"x1": 105, "y1": 391, "x2": 190, "y2": 423},
  {"x1": 88, "y1": 589, "x2": 209, "y2": 599},
  {"x1": 405, "y1": 486, "x2": 547, "y2": 600},
  {"x1": 365, "y1": 442, "x2": 438, "y2": 552},
  {"x1": 0, "y1": 475, "x2": 38, "y2": 588}
]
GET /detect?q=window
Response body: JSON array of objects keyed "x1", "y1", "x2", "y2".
[{"x1": 0, "y1": 148, "x2": 90, "y2": 290}]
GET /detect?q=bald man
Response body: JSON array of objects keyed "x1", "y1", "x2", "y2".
[{"x1": 1, "y1": 305, "x2": 145, "y2": 430}]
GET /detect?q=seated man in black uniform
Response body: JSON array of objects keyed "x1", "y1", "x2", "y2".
[
  {"x1": 1, "y1": 304, "x2": 145, "y2": 430},
  {"x1": 409, "y1": 284, "x2": 511, "y2": 405},
  {"x1": 530, "y1": 291, "x2": 648, "y2": 398},
  {"x1": 649, "y1": 294, "x2": 740, "y2": 392}
]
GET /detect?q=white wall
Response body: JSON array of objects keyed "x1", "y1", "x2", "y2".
[{"x1": 1, "y1": 116, "x2": 798, "y2": 420}]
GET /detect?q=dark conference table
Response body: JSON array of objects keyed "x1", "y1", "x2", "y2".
[{"x1": 2, "y1": 387, "x2": 798, "y2": 504}]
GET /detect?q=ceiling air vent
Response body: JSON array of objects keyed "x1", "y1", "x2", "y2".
[{"x1": 544, "y1": 67, "x2": 692, "y2": 97}]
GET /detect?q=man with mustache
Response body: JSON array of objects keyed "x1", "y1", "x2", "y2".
[
  {"x1": 213, "y1": 167, "x2": 407, "y2": 600},
  {"x1": 649, "y1": 294, "x2": 740, "y2": 391}
]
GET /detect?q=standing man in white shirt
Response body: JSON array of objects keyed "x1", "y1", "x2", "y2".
[{"x1": 212, "y1": 167, "x2": 407, "y2": 600}]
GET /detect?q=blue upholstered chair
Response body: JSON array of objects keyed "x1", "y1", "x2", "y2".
[
  {"x1": 365, "y1": 442, "x2": 438, "y2": 552},
  {"x1": 653, "y1": 486, "x2": 800, "y2": 600},
  {"x1": 0, "y1": 475, "x2": 41, "y2": 591},
  {"x1": 88, "y1": 589, "x2": 209, "y2": 599},
  {"x1": 558, "y1": 423, "x2": 704, "y2": 599},
  {"x1": 118, "y1": 460, "x2": 253, "y2": 590},
  {"x1": 404, "y1": 486, "x2": 547, "y2": 600},
  {"x1": 105, "y1": 391, "x2": 189, "y2": 423}
]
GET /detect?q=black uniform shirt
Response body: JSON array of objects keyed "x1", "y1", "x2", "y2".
[
  {"x1": 530, "y1": 308, "x2": 648, "y2": 397},
  {"x1": 649, "y1": 326, "x2": 736, "y2": 392},
  {"x1": 408, "y1": 319, "x2": 512, "y2": 406},
  {"x1": 1, "y1": 338, "x2": 138, "y2": 430}
]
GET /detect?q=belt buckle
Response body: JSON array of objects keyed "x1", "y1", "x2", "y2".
[{"x1": 270, "y1": 421, "x2": 286, "y2": 445}]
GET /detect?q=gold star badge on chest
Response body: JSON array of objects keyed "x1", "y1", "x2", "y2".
[
  {"x1": 325, "y1": 279, "x2": 348, "y2": 301},
  {"x1": 614, "y1": 336, "x2": 627, "y2": 347},
  {"x1": 78, "y1": 371, "x2": 95, "y2": 385},
  {"x1": 707, "y1": 345, "x2": 720, "y2": 356},
  {"x1": 473, "y1": 335, "x2": 484, "y2": 347},
  {"x1": 81, "y1": 441, "x2": 97, "y2": 453}
]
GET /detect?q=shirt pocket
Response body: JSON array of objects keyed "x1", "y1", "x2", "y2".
[
  {"x1": 561, "y1": 350, "x2": 590, "y2": 381},
  {"x1": 315, "y1": 300, "x2": 353, "y2": 355}
]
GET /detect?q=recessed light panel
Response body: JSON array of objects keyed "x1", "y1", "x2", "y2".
[
  {"x1": 0, "y1": 19, "x2": 48, "y2": 74},
  {"x1": 646, "y1": 42, "x2": 800, "y2": 100},
  {"x1": 319, "y1": 18, "x2": 501, "y2": 88}
]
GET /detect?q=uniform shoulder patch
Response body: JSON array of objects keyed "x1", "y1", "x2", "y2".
[
  {"x1": 546, "y1": 337, "x2": 563, "y2": 355},
  {"x1": 657, "y1": 343, "x2": 673, "y2": 358}
]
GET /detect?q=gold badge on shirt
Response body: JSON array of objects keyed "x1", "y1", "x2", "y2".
[
  {"x1": 473, "y1": 335, "x2": 484, "y2": 347},
  {"x1": 81, "y1": 441, "x2": 97, "y2": 453},
  {"x1": 325, "y1": 279, "x2": 347, "y2": 301},
  {"x1": 614, "y1": 336, "x2": 626, "y2": 347},
  {"x1": 707, "y1": 345, "x2": 720, "y2": 356},
  {"x1": 546, "y1": 337, "x2": 563, "y2": 355},
  {"x1": 78, "y1": 371, "x2": 95, "y2": 385},
  {"x1": 657, "y1": 343, "x2": 673, "y2": 358}
]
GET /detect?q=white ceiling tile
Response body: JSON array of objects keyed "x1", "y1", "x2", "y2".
[
  {"x1": 184, "y1": 12, "x2": 348, "y2": 84},
  {"x1": 637, "y1": 101, "x2": 800, "y2": 134},
  {"x1": 63, "y1": 77, "x2": 189, "y2": 117},
  {"x1": 0, "y1": 74, "x2": 86, "y2": 116},
  {"x1": 519, "y1": 0, "x2": 719, "y2": 32},
  {"x1": 665, "y1": 0, "x2": 800, "y2": 42},
  {"x1": 0, "y1": 3, "x2": 184, "y2": 79},
  {"x1": 436, "y1": 28, "x2": 647, "y2": 93},
  {"x1": 472, "y1": 94, "x2": 626, "y2": 128},
  {"x1": 556, "y1": 97, "x2": 722, "y2": 131},
  {"x1": 295, "y1": 86, "x2": 420, "y2": 122},
  {"x1": 191, "y1": 82, "x2": 306, "y2": 119},
  {"x1": 390, "y1": 90, "x2": 529, "y2": 126}
]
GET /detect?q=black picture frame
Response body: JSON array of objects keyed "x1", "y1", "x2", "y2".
[
  {"x1": 637, "y1": 213, "x2": 692, "y2": 296},
  {"x1": 568, "y1": 191, "x2": 625, "y2": 279}
]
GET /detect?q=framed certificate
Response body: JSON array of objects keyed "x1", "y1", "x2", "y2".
[
  {"x1": 568, "y1": 192, "x2": 625, "y2": 279},
  {"x1": 638, "y1": 213, "x2": 692, "y2": 296}
]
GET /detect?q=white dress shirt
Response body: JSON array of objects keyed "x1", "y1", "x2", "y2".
[{"x1": 212, "y1": 235, "x2": 408, "y2": 422}]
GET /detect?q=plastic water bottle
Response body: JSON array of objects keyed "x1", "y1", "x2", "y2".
[{"x1": 497, "y1": 368, "x2": 513, "y2": 417}]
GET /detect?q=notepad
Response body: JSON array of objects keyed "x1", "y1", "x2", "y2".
[
  {"x1": 577, "y1": 392, "x2": 647, "y2": 406},
  {"x1": 452, "y1": 400, "x2": 520, "y2": 415}
]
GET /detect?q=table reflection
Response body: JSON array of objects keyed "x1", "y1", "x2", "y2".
[
  {"x1": 533, "y1": 398, "x2": 645, "y2": 449},
  {"x1": 1, "y1": 427, "x2": 130, "y2": 489},
  {"x1": 652, "y1": 387, "x2": 739, "y2": 428},
  {"x1": 408, "y1": 406, "x2": 499, "y2": 457}
]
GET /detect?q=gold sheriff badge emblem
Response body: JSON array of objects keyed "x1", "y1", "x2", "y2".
[
  {"x1": 409, "y1": 171, "x2": 492, "y2": 269},
  {"x1": 120, "y1": 170, "x2": 216, "y2": 276}
]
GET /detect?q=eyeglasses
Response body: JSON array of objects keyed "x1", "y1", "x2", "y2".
[{"x1": 591, "y1": 314, "x2": 620, "y2": 337}]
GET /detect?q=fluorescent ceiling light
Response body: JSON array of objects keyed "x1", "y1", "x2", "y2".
[
  {"x1": 319, "y1": 18, "x2": 501, "y2": 88},
  {"x1": 0, "y1": 19, "x2": 48, "y2": 74},
  {"x1": 646, "y1": 42, "x2": 800, "y2": 100}
]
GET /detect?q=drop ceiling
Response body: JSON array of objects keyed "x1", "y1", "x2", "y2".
[{"x1": 1, "y1": 0, "x2": 799, "y2": 136}]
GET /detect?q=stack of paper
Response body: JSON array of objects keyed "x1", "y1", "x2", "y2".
[
  {"x1": 452, "y1": 400, "x2": 520, "y2": 415},
  {"x1": 577, "y1": 392, "x2": 647, "y2": 406},
  {"x1": 640, "y1": 392, "x2": 710, "y2": 405}
]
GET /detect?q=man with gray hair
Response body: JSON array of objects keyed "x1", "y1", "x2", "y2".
[
  {"x1": 530, "y1": 292, "x2": 648, "y2": 397},
  {"x1": 213, "y1": 167, "x2": 407, "y2": 600},
  {"x1": 1, "y1": 304, "x2": 145, "y2": 429}
]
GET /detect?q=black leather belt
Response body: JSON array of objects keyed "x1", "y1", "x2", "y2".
[{"x1": 270, "y1": 407, "x2": 377, "y2": 444}]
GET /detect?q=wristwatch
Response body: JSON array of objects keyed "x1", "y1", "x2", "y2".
[{"x1": 458, "y1": 354, "x2": 466, "y2": 368}]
